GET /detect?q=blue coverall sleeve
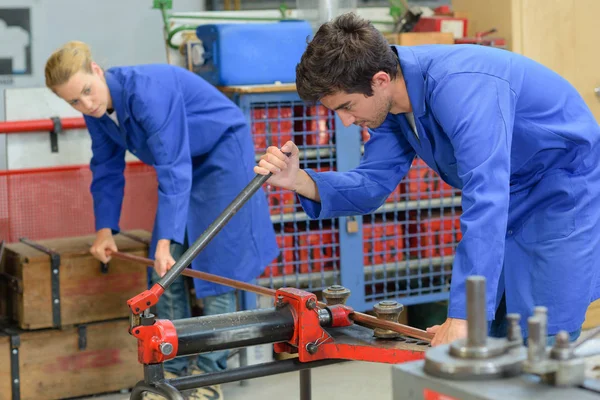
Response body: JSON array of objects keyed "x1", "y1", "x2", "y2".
[
  {"x1": 87, "y1": 117, "x2": 126, "y2": 233},
  {"x1": 431, "y1": 73, "x2": 515, "y2": 320},
  {"x1": 299, "y1": 120, "x2": 415, "y2": 218},
  {"x1": 131, "y1": 82, "x2": 192, "y2": 245}
]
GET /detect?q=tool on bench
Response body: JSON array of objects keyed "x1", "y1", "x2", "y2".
[{"x1": 122, "y1": 158, "x2": 432, "y2": 400}]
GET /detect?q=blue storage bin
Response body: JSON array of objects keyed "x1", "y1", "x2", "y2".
[{"x1": 194, "y1": 21, "x2": 312, "y2": 86}]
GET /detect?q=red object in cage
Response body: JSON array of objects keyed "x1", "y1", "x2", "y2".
[
  {"x1": 0, "y1": 162, "x2": 157, "y2": 243},
  {"x1": 293, "y1": 105, "x2": 332, "y2": 146},
  {"x1": 408, "y1": 213, "x2": 462, "y2": 259},
  {"x1": 363, "y1": 223, "x2": 405, "y2": 266},
  {"x1": 261, "y1": 232, "x2": 295, "y2": 278},
  {"x1": 296, "y1": 229, "x2": 338, "y2": 274},
  {"x1": 264, "y1": 183, "x2": 297, "y2": 215},
  {"x1": 251, "y1": 107, "x2": 293, "y2": 152}
]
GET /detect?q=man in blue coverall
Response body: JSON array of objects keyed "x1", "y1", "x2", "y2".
[{"x1": 255, "y1": 13, "x2": 600, "y2": 346}]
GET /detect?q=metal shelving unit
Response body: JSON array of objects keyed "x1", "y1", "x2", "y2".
[{"x1": 223, "y1": 84, "x2": 462, "y2": 312}]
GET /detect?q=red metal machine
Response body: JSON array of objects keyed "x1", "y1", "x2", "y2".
[{"x1": 120, "y1": 171, "x2": 432, "y2": 400}]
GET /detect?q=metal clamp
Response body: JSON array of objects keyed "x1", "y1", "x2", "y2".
[
  {"x1": 78, "y1": 325, "x2": 87, "y2": 351},
  {"x1": 50, "y1": 116, "x2": 62, "y2": 153},
  {"x1": 19, "y1": 238, "x2": 62, "y2": 327}
]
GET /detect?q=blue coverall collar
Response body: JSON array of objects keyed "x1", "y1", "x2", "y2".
[
  {"x1": 392, "y1": 45, "x2": 426, "y2": 118},
  {"x1": 105, "y1": 70, "x2": 130, "y2": 122}
]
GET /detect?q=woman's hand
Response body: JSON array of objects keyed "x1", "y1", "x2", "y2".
[{"x1": 90, "y1": 228, "x2": 118, "y2": 263}]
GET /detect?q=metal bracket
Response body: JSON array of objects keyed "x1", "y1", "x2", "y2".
[
  {"x1": 0, "y1": 271, "x2": 23, "y2": 294},
  {"x1": 100, "y1": 262, "x2": 109, "y2": 274},
  {"x1": 19, "y1": 238, "x2": 61, "y2": 328},
  {"x1": 50, "y1": 116, "x2": 62, "y2": 153},
  {"x1": 7, "y1": 330, "x2": 20, "y2": 400},
  {"x1": 78, "y1": 325, "x2": 87, "y2": 350}
]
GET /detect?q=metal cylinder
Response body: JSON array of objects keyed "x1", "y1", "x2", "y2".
[
  {"x1": 173, "y1": 307, "x2": 295, "y2": 357},
  {"x1": 322, "y1": 285, "x2": 351, "y2": 306},
  {"x1": 373, "y1": 300, "x2": 404, "y2": 339},
  {"x1": 506, "y1": 313, "x2": 522, "y2": 343},
  {"x1": 466, "y1": 276, "x2": 487, "y2": 348},
  {"x1": 527, "y1": 316, "x2": 542, "y2": 363},
  {"x1": 534, "y1": 306, "x2": 547, "y2": 360}
]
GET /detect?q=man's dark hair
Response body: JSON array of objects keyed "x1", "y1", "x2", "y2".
[{"x1": 296, "y1": 12, "x2": 400, "y2": 102}]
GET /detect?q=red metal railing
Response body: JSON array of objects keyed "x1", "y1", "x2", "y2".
[
  {"x1": 0, "y1": 117, "x2": 86, "y2": 134},
  {"x1": 0, "y1": 117, "x2": 157, "y2": 243}
]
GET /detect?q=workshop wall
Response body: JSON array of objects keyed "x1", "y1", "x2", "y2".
[{"x1": 0, "y1": 0, "x2": 206, "y2": 169}]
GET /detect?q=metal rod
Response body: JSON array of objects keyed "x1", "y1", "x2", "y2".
[
  {"x1": 110, "y1": 251, "x2": 277, "y2": 297},
  {"x1": 300, "y1": 369, "x2": 312, "y2": 400},
  {"x1": 169, "y1": 358, "x2": 346, "y2": 391},
  {"x1": 111, "y1": 251, "x2": 433, "y2": 342},
  {"x1": 534, "y1": 306, "x2": 548, "y2": 360},
  {"x1": 173, "y1": 308, "x2": 295, "y2": 356},
  {"x1": 528, "y1": 316, "x2": 542, "y2": 363},
  {"x1": 466, "y1": 276, "x2": 487, "y2": 348},
  {"x1": 159, "y1": 173, "x2": 272, "y2": 290}
]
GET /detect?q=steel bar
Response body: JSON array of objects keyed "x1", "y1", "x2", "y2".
[
  {"x1": 467, "y1": 276, "x2": 487, "y2": 347},
  {"x1": 158, "y1": 173, "x2": 272, "y2": 290},
  {"x1": 113, "y1": 253, "x2": 433, "y2": 342},
  {"x1": 169, "y1": 358, "x2": 346, "y2": 391}
]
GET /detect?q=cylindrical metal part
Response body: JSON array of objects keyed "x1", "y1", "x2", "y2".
[
  {"x1": 534, "y1": 306, "x2": 547, "y2": 360},
  {"x1": 317, "y1": 309, "x2": 331, "y2": 326},
  {"x1": 550, "y1": 331, "x2": 572, "y2": 361},
  {"x1": 160, "y1": 342, "x2": 174, "y2": 356},
  {"x1": 466, "y1": 276, "x2": 487, "y2": 348},
  {"x1": 300, "y1": 369, "x2": 312, "y2": 400},
  {"x1": 322, "y1": 285, "x2": 351, "y2": 305},
  {"x1": 173, "y1": 307, "x2": 294, "y2": 357},
  {"x1": 506, "y1": 313, "x2": 522, "y2": 343},
  {"x1": 527, "y1": 316, "x2": 542, "y2": 363},
  {"x1": 373, "y1": 300, "x2": 404, "y2": 339}
]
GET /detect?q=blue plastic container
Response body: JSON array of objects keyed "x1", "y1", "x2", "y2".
[{"x1": 194, "y1": 21, "x2": 312, "y2": 86}]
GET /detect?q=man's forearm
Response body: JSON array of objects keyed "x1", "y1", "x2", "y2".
[{"x1": 293, "y1": 169, "x2": 321, "y2": 202}]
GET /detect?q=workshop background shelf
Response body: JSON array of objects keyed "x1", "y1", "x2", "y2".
[{"x1": 227, "y1": 86, "x2": 463, "y2": 311}]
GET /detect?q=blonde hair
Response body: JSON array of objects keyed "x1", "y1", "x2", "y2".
[{"x1": 45, "y1": 41, "x2": 93, "y2": 89}]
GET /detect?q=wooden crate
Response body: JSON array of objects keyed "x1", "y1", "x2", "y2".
[
  {"x1": 1, "y1": 230, "x2": 151, "y2": 330},
  {"x1": 0, "y1": 318, "x2": 142, "y2": 400},
  {"x1": 383, "y1": 32, "x2": 455, "y2": 46}
]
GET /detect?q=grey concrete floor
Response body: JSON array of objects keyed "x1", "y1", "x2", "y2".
[{"x1": 74, "y1": 361, "x2": 394, "y2": 400}]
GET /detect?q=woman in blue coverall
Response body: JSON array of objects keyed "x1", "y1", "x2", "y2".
[
  {"x1": 256, "y1": 14, "x2": 600, "y2": 347},
  {"x1": 45, "y1": 41, "x2": 278, "y2": 399}
]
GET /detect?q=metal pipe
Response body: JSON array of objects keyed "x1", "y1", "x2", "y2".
[
  {"x1": 466, "y1": 276, "x2": 487, "y2": 348},
  {"x1": 110, "y1": 251, "x2": 277, "y2": 297},
  {"x1": 173, "y1": 307, "x2": 295, "y2": 356},
  {"x1": 0, "y1": 117, "x2": 86, "y2": 133},
  {"x1": 158, "y1": 173, "x2": 272, "y2": 290},
  {"x1": 300, "y1": 369, "x2": 312, "y2": 400},
  {"x1": 169, "y1": 358, "x2": 346, "y2": 391}
]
